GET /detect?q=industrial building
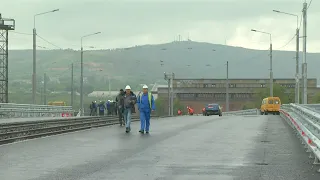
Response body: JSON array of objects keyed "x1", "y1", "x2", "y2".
[{"x1": 153, "y1": 78, "x2": 320, "y2": 113}]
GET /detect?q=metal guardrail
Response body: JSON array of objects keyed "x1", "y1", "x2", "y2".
[
  {"x1": 222, "y1": 108, "x2": 259, "y2": 116},
  {"x1": 280, "y1": 104, "x2": 320, "y2": 172},
  {"x1": 0, "y1": 115, "x2": 166, "y2": 145},
  {"x1": 299, "y1": 104, "x2": 320, "y2": 114},
  {"x1": 0, "y1": 103, "x2": 74, "y2": 118}
]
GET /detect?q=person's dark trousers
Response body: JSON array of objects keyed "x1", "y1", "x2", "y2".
[
  {"x1": 118, "y1": 108, "x2": 124, "y2": 126},
  {"x1": 99, "y1": 110, "x2": 104, "y2": 116}
]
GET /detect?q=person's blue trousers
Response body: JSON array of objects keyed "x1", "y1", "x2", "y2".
[
  {"x1": 140, "y1": 110, "x2": 151, "y2": 132},
  {"x1": 123, "y1": 108, "x2": 132, "y2": 129}
]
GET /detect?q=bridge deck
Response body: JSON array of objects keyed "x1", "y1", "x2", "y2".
[{"x1": 0, "y1": 116, "x2": 319, "y2": 180}]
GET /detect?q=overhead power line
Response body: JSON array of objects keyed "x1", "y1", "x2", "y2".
[
  {"x1": 9, "y1": 31, "x2": 32, "y2": 36},
  {"x1": 307, "y1": 0, "x2": 313, "y2": 9},
  {"x1": 276, "y1": 34, "x2": 296, "y2": 49},
  {"x1": 36, "y1": 34, "x2": 62, "y2": 49},
  {"x1": 298, "y1": 12, "x2": 303, "y2": 30}
]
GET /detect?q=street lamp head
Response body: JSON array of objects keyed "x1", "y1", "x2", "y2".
[
  {"x1": 273, "y1": 10, "x2": 280, "y2": 13},
  {"x1": 251, "y1": 29, "x2": 257, "y2": 32},
  {"x1": 52, "y1": 9, "x2": 59, "y2": 12}
]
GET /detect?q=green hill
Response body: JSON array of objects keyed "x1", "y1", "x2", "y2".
[{"x1": 8, "y1": 41, "x2": 320, "y2": 90}]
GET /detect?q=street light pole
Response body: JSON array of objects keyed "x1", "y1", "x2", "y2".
[
  {"x1": 251, "y1": 29, "x2": 273, "y2": 97},
  {"x1": 80, "y1": 45, "x2": 83, "y2": 115},
  {"x1": 273, "y1": 10, "x2": 300, "y2": 103},
  {"x1": 32, "y1": 9, "x2": 59, "y2": 104},
  {"x1": 71, "y1": 63, "x2": 74, "y2": 108},
  {"x1": 164, "y1": 72, "x2": 171, "y2": 116},
  {"x1": 226, "y1": 61, "x2": 229, "y2": 112},
  {"x1": 80, "y1": 32, "x2": 101, "y2": 116},
  {"x1": 33, "y1": 27, "x2": 36, "y2": 104},
  {"x1": 108, "y1": 76, "x2": 111, "y2": 96},
  {"x1": 270, "y1": 41, "x2": 273, "y2": 97},
  {"x1": 43, "y1": 73, "x2": 47, "y2": 105},
  {"x1": 302, "y1": 2, "x2": 308, "y2": 104},
  {"x1": 171, "y1": 73, "x2": 175, "y2": 116}
]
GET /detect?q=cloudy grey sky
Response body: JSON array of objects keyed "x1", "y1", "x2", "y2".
[{"x1": 2, "y1": 0, "x2": 319, "y2": 52}]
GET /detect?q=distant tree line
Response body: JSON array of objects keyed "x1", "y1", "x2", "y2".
[{"x1": 242, "y1": 84, "x2": 320, "y2": 110}]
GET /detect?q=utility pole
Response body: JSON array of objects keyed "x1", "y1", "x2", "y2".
[
  {"x1": 80, "y1": 47, "x2": 84, "y2": 115},
  {"x1": 32, "y1": 27, "x2": 36, "y2": 104},
  {"x1": 40, "y1": 87, "x2": 43, "y2": 104},
  {"x1": 295, "y1": 28, "x2": 300, "y2": 103},
  {"x1": 71, "y1": 63, "x2": 74, "y2": 108},
  {"x1": 302, "y1": 2, "x2": 308, "y2": 104},
  {"x1": 270, "y1": 43, "x2": 273, "y2": 97},
  {"x1": 272, "y1": 10, "x2": 300, "y2": 103},
  {"x1": 43, "y1": 73, "x2": 47, "y2": 105},
  {"x1": 108, "y1": 76, "x2": 111, "y2": 96},
  {"x1": 164, "y1": 72, "x2": 171, "y2": 116},
  {"x1": 171, "y1": 73, "x2": 175, "y2": 116},
  {"x1": 226, "y1": 61, "x2": 229, "y2": 112}
]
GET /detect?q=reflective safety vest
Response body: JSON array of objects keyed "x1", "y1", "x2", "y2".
[{"x1": 140, "y1": 92, "x2": 152, "y2": 109}]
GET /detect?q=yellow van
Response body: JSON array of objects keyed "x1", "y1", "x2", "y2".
[
  {"x1": 48, "y1": 101, "x2": 66, "y2": 106},
  {"x1": 260, "y1": 97, "x2": 281, "y2": 115}
]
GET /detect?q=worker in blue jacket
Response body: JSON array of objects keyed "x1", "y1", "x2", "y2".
[{"x1": 137, "y1": 85, "x2": 155, "y2": 134}]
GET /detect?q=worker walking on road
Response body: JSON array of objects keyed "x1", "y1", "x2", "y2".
[
  {"x1": 121, "y1": 85, "x2": 137, "y2": 133},
  {"x1": 137, "y1": 85, "x2": 155, "y2": 134},
  {"x1": 98, "y1": 101, "x2": 106, "y2": 116},
  {"x1": 116, "y1": 89, "x2": 125, "y2": 126}
]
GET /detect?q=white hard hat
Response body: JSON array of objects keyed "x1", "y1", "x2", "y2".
[
  {"x1": 143, "y1": 85, "x2": 148, "y2": 89},
  {"x1": 125, "y1": 85, "x2": 131, "y2": 90}
]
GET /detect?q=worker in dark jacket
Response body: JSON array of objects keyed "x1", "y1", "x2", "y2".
[
  {"x1": 113, "y1": 101, "x2": 117, "y2": 115},
  {"x1": 106, "y1": 100, "x2": 111, "y2": 115},
  {"x1": 116, "y1": 89, "x2": 125, "y2": 126},
  {"x1": 109, "y1": 100, "x2": 115, "y2": 115},
  {"x1": 89, "y1": 101, "x2": 97, "y2": 116},
  {"x1": 121, "y1": 85, "x2": 136, "y2": 133}
]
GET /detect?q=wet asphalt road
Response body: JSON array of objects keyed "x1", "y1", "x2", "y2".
[{"x1": 0, "y1": 115, "x2": 319, "y2": 180}]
